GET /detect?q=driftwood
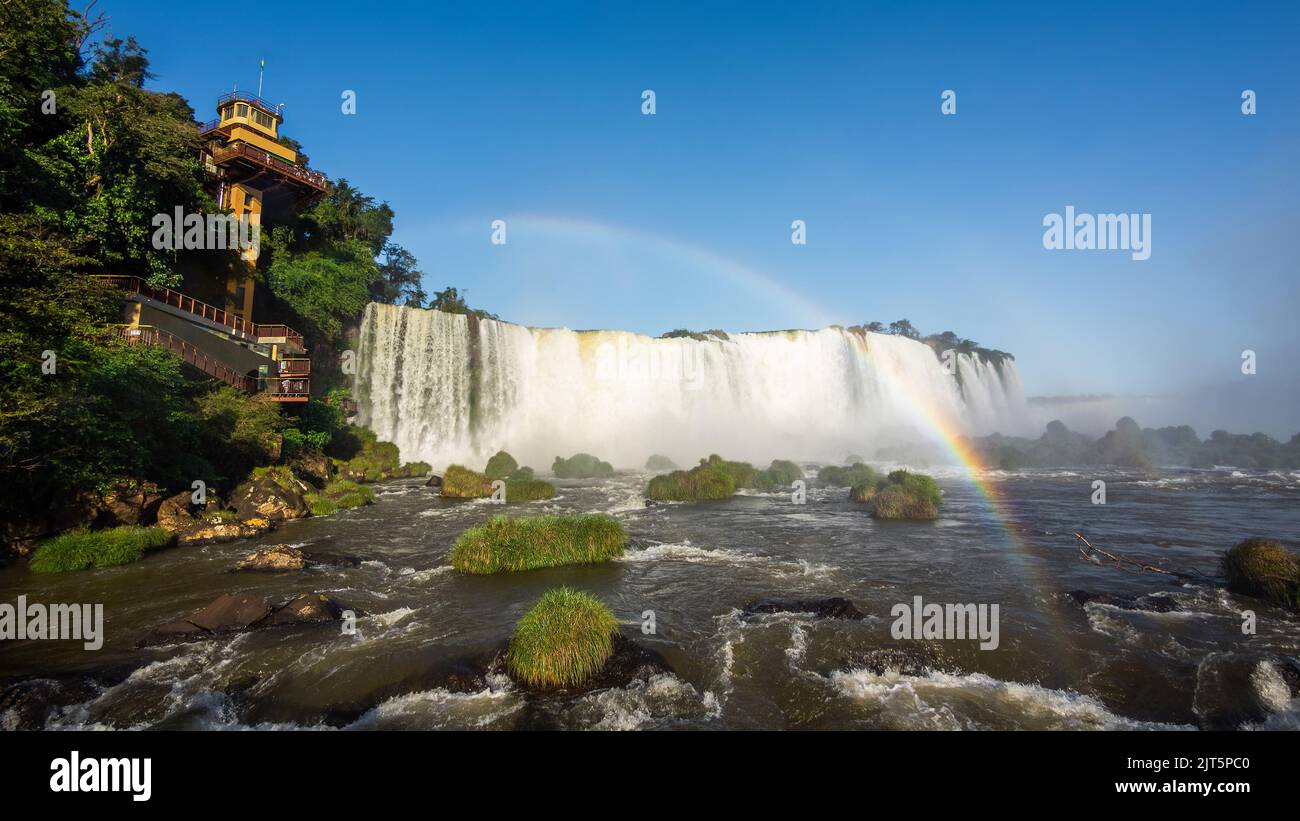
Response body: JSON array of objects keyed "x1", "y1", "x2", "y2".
[{"x1": 1073, "y1": 532, "x2": 1209, "y2": 582}]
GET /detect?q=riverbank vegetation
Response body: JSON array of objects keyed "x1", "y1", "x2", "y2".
[
  {"x1": 966, "y1": 418, "x2": 1300, "y2": 471},
  {"x1": 0, "y1": 3, "x2": 445, "y2": 556},
  {"x1": 646, "y1": 454, "x2": 805, "y2": 500},
  {"x1": 29, "y1": 526, "x2": 175, "y2": 573},
  {"x1": 441, "y1": 452, "x2": 554, "y2": 501},
  {"x1": 304, "y1": 480, "x2": 376, "y2": 517},
  {"x1": 507, "y1": 587, "x2": 619, "y2": 688},
  {"x1": 450, "y1": 515, "x2": 626, "y2": 574}
]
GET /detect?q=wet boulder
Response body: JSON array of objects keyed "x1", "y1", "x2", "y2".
[
  {"x1": 743, "y1": 596, "x2": 866, "y2": 620},
  {"x1": 234, "y1": 544, "x2": 308, "y2": 572},
  {"x1": 143, "y1": 591, "x2": 359, "y2": 645},
  {"x1": 1193, "y1": 652, "x2": 1300, "y2": 730},
  {"x1": 425, "y1": 473, "x2": 443, "y2": 489},
  {"x1": 287, "y1": 450, "x2": 333, "y2": 488},
  {"x1": 1068, "y1": 590, "x2": 1181, "y2": 613},
  {"x1": 230, "y1": 466, "x2": 312, "y2": 522},
  {"x1": 94, "y1": 481, "x2": 165, "y2": 527}
]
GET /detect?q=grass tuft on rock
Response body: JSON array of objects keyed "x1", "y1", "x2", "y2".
[
  {"x1": 647, "y1": 460, "x2": 735, "y2": 501},
  {"x1": 305, "y1": 479, "x2": 376, "y2": 516},
  {"x1": 1221, "y1": 538, "x2": 1300, "y2": 611},
  {"x1": 30, "y1": 526, "x2": 175, "y2": 573},
  {"x1": 507, "y1": 587, "x2": 618, "y2": 688},
  {"x1": 451, "y1": 514, "x2": 626, "y2": 574},
  {"x1": 505, "y1": 478, "x2": 557, "y2": 502},
  {"x1": 865, "y1": 470, "x2": 942, "y2": 520},
  {"x1": 441, "y1": 464, "x2": 493, "y2": 498}
]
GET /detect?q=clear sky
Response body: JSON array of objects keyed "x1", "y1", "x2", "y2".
[{"x1": 107, "y1": 0, "x2": 1299, "y2": 432}]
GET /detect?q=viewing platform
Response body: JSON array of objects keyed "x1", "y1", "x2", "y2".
[{"x1": 111, "y1": 325, "x2": 310, "y2": 402}]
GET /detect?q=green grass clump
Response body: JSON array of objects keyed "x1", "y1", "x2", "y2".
[
  {"x1": 1221, "y1": 538, "x2": 1300, "y2": 611},
  {"x1": 870, "y1": 486, "x2": 938, "y2": 519},
  {"x1": 505, "y1": 479, "x2": 557, "y2": 502},
  {"x1": 451, "y1": 514, "x2": 626, "y2": 574},
  {"x1": 508, "y1": 466, "x2": 535, "y2": 481},
  {"x1": 818, "y1": 462, "x2": 882, "y2": 487},
  {"x1": 507, "y1": 587, "x2": 619, "y2": 688},
  {"x1": 305, "y1": 480, "x2": 376, "y2": 516},
  {"x1": 848, "y1": 482, "x2": 877, "y2": 503},
  {"x1": 647, "y1": 460, "x2": 736, "y2": 501},
  {"x1": 645, "y1": 454, "x2": 678, "y2": 471},
  {"x1": 552, "y1": 453, "x2": 615, "y2": 479},
  {"x1": 307, "y1": 496, "x2": 339, "y2": 516},
  {"x1": 441, "y1": 464, "x2": 493, "y2": 498},
  {"x1": 485, "y1": 450, "x2": 519, "y2": 480},
  {"x1": 865, "y1": 470, "x2": 942, "y2": 520},
  {"x1": 29, "y1": 526, "x2": 174, "y2": 573}
]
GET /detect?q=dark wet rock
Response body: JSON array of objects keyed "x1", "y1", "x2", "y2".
[
  {"x1": 1068, "y1": 590, "x2": 1181, "y2": 613},
  {"x1": 143, "y1": 591, "x2": 360, "y2": 645},
  {"x1": 287, "y1": 450, "x2": 332, "y2": 488},
  {"x1": 1193, "y1": 652, "x2": 1300, "y2": 730},
  {"x1": 0, "y1": 667, "x2": 136, "y2": 730},
  {"x1": 231, "y1": 545, "x2": 366, "y2": 573},
  {"x1": 264, "y1": 592, "x2": 352, "y2": 626},
  {"x1": 840, "y1": 644, "x2": 943, "y2": 678},
  {"x1": 425, "y1": 473, "x2": 443, "y2": 489},
  {"x1": 94, "y1": 481, "x2": 165, "y2": 528},
  {"x1": 743, "y1": 596, "x2": 866, "y2": 620},
  {"x1": 644, "y1": 500, "x2": 657, "y2": 508}
]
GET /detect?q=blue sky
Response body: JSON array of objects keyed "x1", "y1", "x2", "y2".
[{"x1": 109, "y1": 0, "x2": 1299, "y2": 427}]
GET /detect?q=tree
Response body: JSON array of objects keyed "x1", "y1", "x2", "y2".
[
  {"x1": 888, "y1": 319, "x2": 919, "y2": 339},
  {"x1": 428, "y1": 285, "x2": 497, "y2": 319},
  {"x1": 372, "y1": 242, "x2": 425, "y2": 307}
]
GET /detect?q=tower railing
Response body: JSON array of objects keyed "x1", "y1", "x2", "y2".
[{"x1": 109, "y1": 325, "x2": 310, "y2": 401}]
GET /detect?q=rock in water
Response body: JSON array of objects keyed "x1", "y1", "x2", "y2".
[
  {"x1": 235, "y1": 544, "x2": 308, "y2": 572},
  {"x1": 1067, "y1": 590, "x2": 1181, "y2": 613},
  {"x1": 742, "y1": 596, "x2": 866, "y2": 620},
  {"x1": 144, "y1": 591, "x2": 358, "y2": 645}
]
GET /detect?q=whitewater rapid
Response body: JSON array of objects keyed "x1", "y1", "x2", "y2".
[{"x1": 353, "y1": 303, "x2": 1030, "y2": 470}]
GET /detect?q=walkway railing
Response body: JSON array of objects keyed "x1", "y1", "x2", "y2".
[
  {"x1": 111, "y1": 325, "x2": 256, "y2": 392},
  {"x1": 94, "y1": 275, "x2": 305, "y2": 350},
  {"x1": 110, "y1": 325, "x2": 310, "y2": 402}
]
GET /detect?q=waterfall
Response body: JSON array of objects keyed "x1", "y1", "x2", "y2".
[{"x1": 354, "y1": 303, "x2": 1030, "y2": 470}]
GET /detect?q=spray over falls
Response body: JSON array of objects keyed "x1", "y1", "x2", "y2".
[{"x1": 353, "y1": 303, "x2": 1030, "y2": 470}]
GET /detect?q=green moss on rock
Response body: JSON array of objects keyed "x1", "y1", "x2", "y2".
[
  {"x1": 1222, "y1": 538, "x2": 1300, "y2": 611},
  {"x1": 552, "y1": 453, "x2": 615, "y2": 479},
  {"x1": 485, "y1": 450, "x2": 519, "y2": 480}
]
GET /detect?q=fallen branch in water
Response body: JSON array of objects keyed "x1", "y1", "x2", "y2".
[{"x1": 1073, "y1": 532, "x2": 1209, "y2": 582}]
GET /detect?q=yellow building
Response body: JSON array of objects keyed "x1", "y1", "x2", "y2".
[{"x1": 198, "y1": 91, "x2": 330, "y2": 322}]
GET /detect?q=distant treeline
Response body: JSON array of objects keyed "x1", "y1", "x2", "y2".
[{"x1": 965, "y1": 418, "x2": 1300, "y2": 471}]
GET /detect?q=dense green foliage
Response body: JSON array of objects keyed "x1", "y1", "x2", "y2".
[
  {"x1": 966, "y1": 418, "x2": 1300, "y2": 471},
  {"x1": 847, "y1": 320, "x2": 1013, "y2": 369},
  {"x1": 450, "y1": 515, "x2": 626, "y2": 575},
  {"x1": 507, "y1": 588, "x2": 618, "y2": 689},
  {"x1": 485, "y1": 450, "x2": 518, "y2": 480},
  {"x1": 647, "y1": 458, "x2": 736, "y2": 501},
  {"x1": 765, "y1": 459, "x2": 804, "y2": 486},
  {"x1": 819, "y1": 462, "x2": 883, "y2": 487},
  {"x1": 552, "y1": 452, "x2": 615, "y2": 479},
  {"x1": 659, "y1": 328, "x2": 729, "y2": 342},
  {"x1": 1221, "y1": 538, "x2": 1300, "y2": 611},
  {"x1": 29, "y1": 525, "x2": 174, "y2": 572},
  {"x1": 857, "y1": 470, "x2": 942, "y2": 520}
]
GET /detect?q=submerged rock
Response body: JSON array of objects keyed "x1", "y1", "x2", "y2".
[
  {"x1": 1067, "y1": 590, "x2": 1181, "y2": 613},
  {"x1": 425, "y1": 473, "x2": 443, "y2": 489},
  {"x1": 1193, "y1": 652, "x2": 1300, "y2": 730},
  {"x1": 742, "y1": 596, "x2": 866, "y2": 620},
  {"x1": 143, "y1": 591, "x2": 360, "y2": 645}
]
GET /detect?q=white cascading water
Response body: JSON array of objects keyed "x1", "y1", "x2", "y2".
[{"x1": 354, "y1": 303, "x2": 1030, "y2": 470}]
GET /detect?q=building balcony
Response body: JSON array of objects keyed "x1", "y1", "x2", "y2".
[{"x1": 209, "y1": 141, "x2": 329, "y2": 195}]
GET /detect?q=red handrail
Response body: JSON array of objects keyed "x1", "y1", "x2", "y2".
[
  {"x1": 95, "y1": 275, "x2": 305, "y2": 350},
  {"x1": 110, "y1": 325, "x2": 310, "y2": 401}
]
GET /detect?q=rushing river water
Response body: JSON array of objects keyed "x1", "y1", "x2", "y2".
[{"x1": 2, "y1": 467, "x2": 1298, "y2": 730}]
